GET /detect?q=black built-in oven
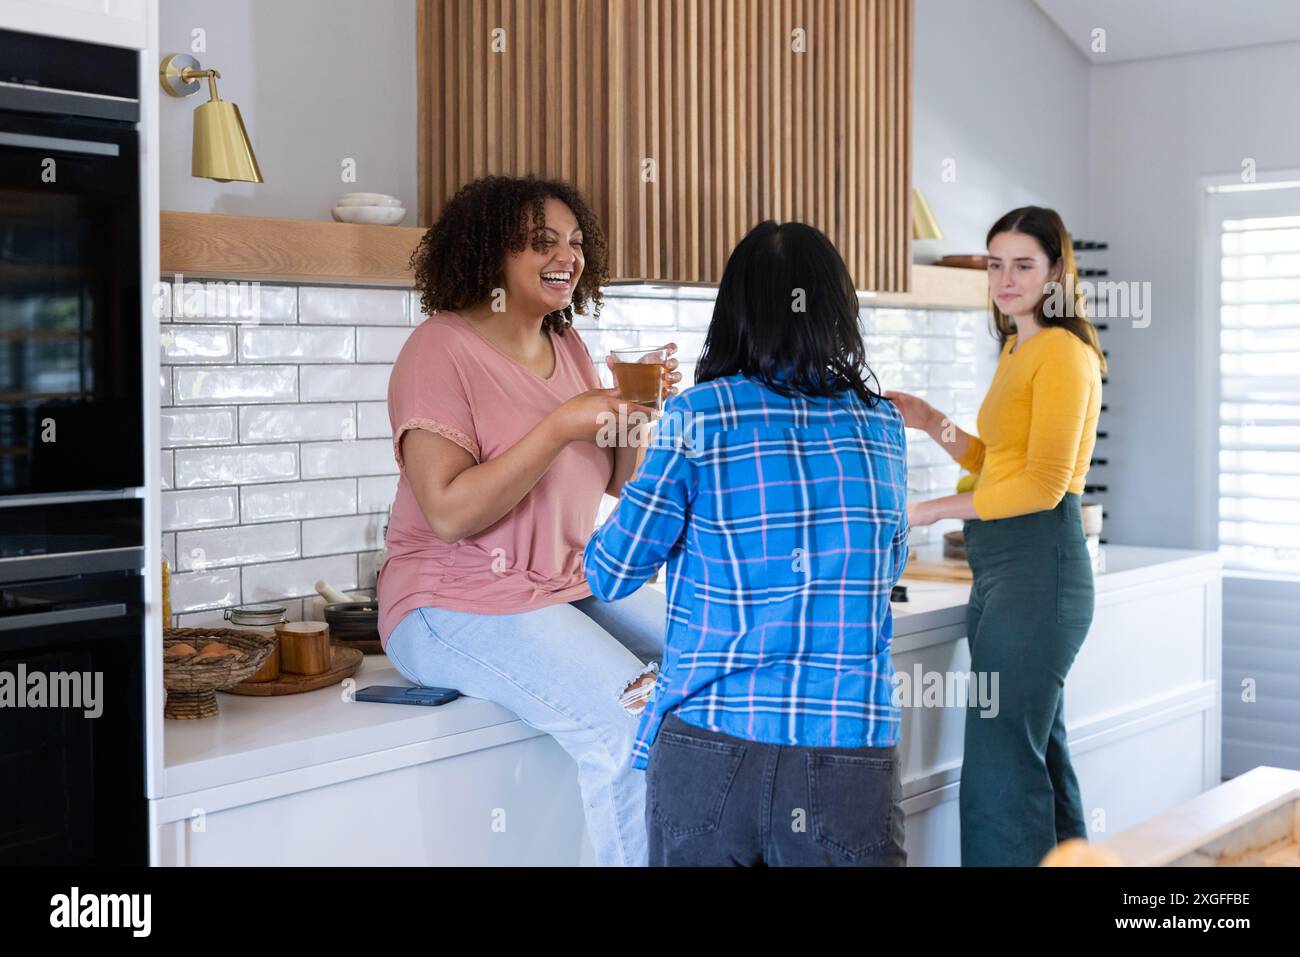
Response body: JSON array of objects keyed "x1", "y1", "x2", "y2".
[
  {"x1": 0, "y1": 27, "x2": 143, "y2": 496},
  {"x1": 0, "y1": 28, "x2": 148, "y2": 865},
  {"x1": 0, "y1": 499, "x2": 147, "y2": 865}
]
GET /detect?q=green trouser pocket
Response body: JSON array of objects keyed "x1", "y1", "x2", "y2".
[{"x1": 1056, "y1": 544, "x2": 1095, "y2": 627}]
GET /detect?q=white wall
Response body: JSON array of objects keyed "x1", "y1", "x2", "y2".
[
  {"x1": 158, "y1": 0, "x2": 418, "y2": 223},
  {"x1": 1088, "y1": 40, "x2": 1300, "y2": 548},
  {"x1": 913, "y1": 0, "x2": 1092, "y2": 260}
]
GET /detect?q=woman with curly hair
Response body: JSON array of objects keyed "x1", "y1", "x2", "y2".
[{"x1": 377, "y1": 176, "x2": 681, "y2": 866}]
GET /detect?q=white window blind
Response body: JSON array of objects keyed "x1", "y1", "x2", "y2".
[{"x1": 1219, "y1": 211, "x2": 1300, "y2": 575}]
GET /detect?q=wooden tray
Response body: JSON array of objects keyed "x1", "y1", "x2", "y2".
[
  {"x1": 901, "y1": 558, "x2": 973, "y2": 583},
  {"x1": 223, "y1": 646, "x2": 363, "y2": 696}
]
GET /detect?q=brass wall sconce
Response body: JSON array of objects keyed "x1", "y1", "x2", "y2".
[
  {"x1": 159, "y1": 53, "x2": 263, "y2": 183},
  {"x1": 912, "y1": 186, "x2": 943, "y2": 241}
]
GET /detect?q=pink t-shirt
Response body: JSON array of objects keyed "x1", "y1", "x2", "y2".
[{"x1": 376, "y1": 310, "x2": 613, "y2": 646}]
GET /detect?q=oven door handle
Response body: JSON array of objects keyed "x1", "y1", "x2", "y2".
[
  {"x1": 0, "y1": 603, "x2": 127, "y2": 632},
  {"x1": 0, "y1": 130, "x2": 120, "y2": 157}
]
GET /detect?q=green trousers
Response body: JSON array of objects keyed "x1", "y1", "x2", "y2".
[{"x1": 959, "y1": 493, "x2": 1094, "y2": 866}]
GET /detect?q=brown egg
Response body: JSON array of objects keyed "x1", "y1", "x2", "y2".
[
  {"x1": 196, "y1": 642, "x2": 233, "y2": 656},
  {"x1": 166, "y1": 643, "x2": 197, "y2": 657}
]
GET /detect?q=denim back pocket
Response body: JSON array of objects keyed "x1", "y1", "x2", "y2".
[
  {"x1": 807, "y1": 752, "x2": 896, "y2": 861},
  {"x1": 647, "y1": 727, "x2": 746, "y2": 839},
  {"x1": 1056, "y1": 544, "x2": 1095, "y2": 627}
]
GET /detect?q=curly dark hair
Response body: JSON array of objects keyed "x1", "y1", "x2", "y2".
[{"x1": 409, "y1": 176, "x2": 609, "y2": 335}]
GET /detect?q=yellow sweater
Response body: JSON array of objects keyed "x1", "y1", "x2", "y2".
[{"x1": 958, "y1": 326, "x2": 1102, "y2": 521}]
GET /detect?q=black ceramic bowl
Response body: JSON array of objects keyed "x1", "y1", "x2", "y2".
[{"x1": 323, "y1": 601, "x2": 380, "y2": 642}]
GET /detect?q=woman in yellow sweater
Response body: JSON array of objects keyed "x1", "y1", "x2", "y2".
[{"x1": 887, "y1": 206, "x2": 1105, "y2": 867}]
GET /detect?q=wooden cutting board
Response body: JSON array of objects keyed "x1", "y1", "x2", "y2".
[{"x1": 901, "y1": 557, "x2": 973, "y2": 582}]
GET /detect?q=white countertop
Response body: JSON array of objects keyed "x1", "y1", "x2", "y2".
[{"x1": 162, "y1": 544, "x2": 1222, "y2": 802}]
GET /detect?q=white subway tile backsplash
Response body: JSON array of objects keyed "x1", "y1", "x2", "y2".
[
  {"x1": 160, "y1": 325, "x2": 236, "y2": 363},
  {"x1": 922, "y1": 389, "x2": 958, "y2": 414},
  {"x1": 169, "y1": 566, "x2": 241, "y2": 612},
  {"x1": 168, "y1": 280, "x2": 298, "y2": 324},
  {"x1": 241, "y1": 403, "x2": 356, "y2": 443},
  {"x1": 161, "y1": 487, "x2": 239, "y2": 531},
  {"x1": 928, "y1": 361, "x2": 978, "y2": 389},
  {"x1": 174, "y1": 444, "x2": 299, "y2": 488},
  {"x1": 300, "y1": 287, "x2": 408, "y2": 325},
  {"x1": 300, "y1": 364, "x2": 391, "y2": 402},
  {"x1": 241, "y1": 554, "x2": 357, "y2": 604},
  {"x1": 865, "y1": 336, "x2": 901, "y2": 362},
  {"x1": 162, "y1": 533, "x2": 176, "y2": 569},
  {"x1": 357, "y1": 326, "x2": 414, "y2": 363},
  {"x1": 930, "y1": 464, "x2": 961, "y2": 493},
  {"x1": 173, "y1": 365, "x2": 297, "y2": 405},
  {"x1": 676, "y1": 299, "x2": 715, "y2": 330},
  {"x1": 598, "y1": 297, "x2": 679, "y2": 329},
  {"x1": 302, "y1": 514, "x2": 385, "y2": 557},
  {"x1": 160, "y1": 407, "x2": 237, "y2": 448},
  {"x1": 174, "y1": 608, "x2": 229, "y2": 629},
  {"x1": 864, "y1": 309, "x2": 925, "y2": 336},
  {"x1": 356, "y1": 402, "x2": 391, "y2": 439},
  {"x1": 671, "y1": 332, "x2": 707, "y2": 363},
  {"x1": 900, "y1": 337, "x2": 929, "y2": 363},
  {"x1": 239, "y1": 326, "x2": 356, "y2": 363},
  {"x1": 160, "y1": 367, "x2": 172, "y2": 407},
  {"x1": 927, "y1": 310, "x2": 980, "y2": 337},
  {"x1": 161, "y1": 450, "x2": 174, "y2": 490},
  {"x1": 358, "y1": 475, "x2": 399, "y2": 514},
  {"x1": 176, "y1": 522, "x2": 299, "y2": 570},
  {"x1": 240, "y1": 478, "x2": 357, "y2": 523},
  {"x1": 300, "y1": 439, "x2": 396, "y2": 478},
  {"x1": 924, "y1": 338, "x2": 957, "y2": 362}
]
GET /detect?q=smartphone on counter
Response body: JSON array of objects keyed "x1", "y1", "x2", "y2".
[{"x1": 354, "y1": 685, "x2": 461, "y2": 707}]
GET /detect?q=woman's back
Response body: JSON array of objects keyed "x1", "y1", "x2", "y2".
[{"x1": 584, "y1": 373, "x2": 909, "y2": 766}]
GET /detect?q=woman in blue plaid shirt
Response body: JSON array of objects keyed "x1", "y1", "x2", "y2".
[{"x1": 584, "y1": 221, "x2": 909, "y2": 866}]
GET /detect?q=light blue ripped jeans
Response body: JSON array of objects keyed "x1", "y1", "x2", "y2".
[{"x1": 384, "y1": 587, "x2": 666, "y2": 867}]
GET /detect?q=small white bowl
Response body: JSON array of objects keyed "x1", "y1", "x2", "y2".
[
  {"x1": 336, "y1": 193, "x2": 402, "y2": 207},
  {"x1": 332, "y1": 205, "x2": 406, "y2": 226}
]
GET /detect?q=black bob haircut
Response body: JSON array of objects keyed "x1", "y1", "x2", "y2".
[{"x1": 695, "y1": 220, "x2": 882, "y2": 407}]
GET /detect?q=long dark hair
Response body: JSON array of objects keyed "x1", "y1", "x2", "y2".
[
  {"x1": 409, "y1": 175, "x2": 609, "y2": 335},
  {"x1": 696, "y1": 221, "x2": 881, "y2": 406},
  {"x1": 986, "y1": 206, "x2": 1107, "y2": 373}
]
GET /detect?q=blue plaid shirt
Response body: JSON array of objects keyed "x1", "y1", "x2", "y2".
[{"x1": 583, "y1": 374, "x2": 909, "y2": 769}]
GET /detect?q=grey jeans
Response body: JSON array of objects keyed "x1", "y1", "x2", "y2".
[{"x1": 645, "y1": 712, "x2": 906, "y2": 866}]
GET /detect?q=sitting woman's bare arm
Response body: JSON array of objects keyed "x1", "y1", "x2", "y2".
[
  {"x1": 402, "y1": 388, "x2": 654, "y2": 543},
  {"x1": 401, "y1": 425, "x2": 567, "y2": 544}
]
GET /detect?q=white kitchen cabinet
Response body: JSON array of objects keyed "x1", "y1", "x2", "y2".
[{"x1": 153, "y1": 546, "x2": 1221, "y2": 866}]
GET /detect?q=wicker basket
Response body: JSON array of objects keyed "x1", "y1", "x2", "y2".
[{"x1": 163, "y1": 627, "x2": 276, "y2": 719}]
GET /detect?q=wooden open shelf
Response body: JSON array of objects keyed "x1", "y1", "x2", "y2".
[
  {"x1": 159, "y1": 211, "x2": 990, "y2": 309},
  {"x1": 160, "y1": 211, "x2": 425, "y2": 287},
  {"x1": 868, "y1": 264, "x2": 988, "y2": 309}
]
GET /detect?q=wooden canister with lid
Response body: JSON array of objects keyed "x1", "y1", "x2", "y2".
[{"x1": 275, "y1": 621, "x2": 332, "y2": 675}]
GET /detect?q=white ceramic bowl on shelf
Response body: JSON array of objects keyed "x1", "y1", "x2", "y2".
[
  {"x1": 335, "y1": 192, "x2": 402, "y2": 207},
  {"x1": 331, "y1": 205, "x2": 406, "y2": 225}
]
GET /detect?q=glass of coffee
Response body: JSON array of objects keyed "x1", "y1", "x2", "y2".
[{"x1": 608, "y1": 346, "x2": 668, "y2": 410}]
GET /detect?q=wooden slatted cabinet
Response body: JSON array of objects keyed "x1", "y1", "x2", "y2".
[{"x1": 417, "y1": 0, "x2": 913, "y2": 291}]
